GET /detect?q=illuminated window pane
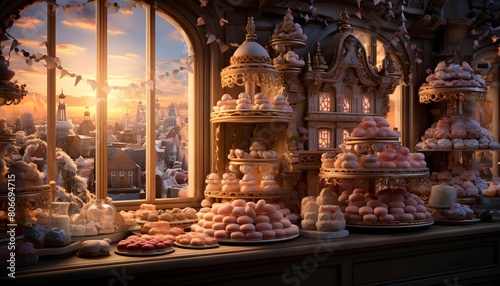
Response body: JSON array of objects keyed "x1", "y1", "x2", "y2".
[
  {"x1": 342, "y1": 98, "x2": 351, "y2": 113},
  {"x1": 362, "y1": 95, "x2": 371, "y2": 113},
  {"x1": 155, "y1": 12, "x2": 190, "y2": 198},
  {"x1": 343, "y1": 129, "x2": 350, "y2": 141},
  {"x1": 318, "y1": 129, "x2": 330, "y2": 149},
  {"x1": 319, "y1": 92, "x2": 331, "y2": 111}
]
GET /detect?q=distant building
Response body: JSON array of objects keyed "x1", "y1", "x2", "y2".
[
  {"x1": 76, "y1": 106, "x2": 95, "y2": 136},
  {"x1": 135, "y1": 100, "x2": 146, "y2": 137},
  {"x1": 55, "y1": 90, "x2": 75, "y2": 142},
  {"x1": 107, "y1": 149, "x2": 142, "y2": 191}
]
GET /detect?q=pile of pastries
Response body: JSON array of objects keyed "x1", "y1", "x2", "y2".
[
  {"x1": 204, "y1": 172, "x2": 281, "y2": 193},
  {"x1": 175, "y1": 232, "x2": 218, "y2": 247},
  {"x1": 411, "y1": 163, "x2": 488, "y2": 199},
  {"x1": 340, "y1": 187, "x2": 432, "y2": 223},
  {"x1": 415, "y1": 115, "x2": 499, "y2": 150},
  {"x1": 120, "y1": 204, "x2": 198, "y2": 222},
  {"x1": 116, "y1": 234, "x2": 174, "y2": 254},
  {"x1": 190, "y1": 199, "x2": 299, "y2": 241},
  {"x1": 482, "y1": 178, "x2": 500, "y2": 197},
  {"x1": 301, "y1": 188, "x2": 346, "y2": 231},
  {"x1": 321, "y1": 116, "x2": 427, "y2": 170},
  {"x1": 138, "y1": 221, "x2": 184, "y2": 237},
  {"x1": 212, "y1": 92, "x2": 292, "y2": 112},
  {"x1": 431, "y1": 203, "x2": 475, "y2": 220},
  {"x1": 421, "y1": 61, "x2": 486, "y2": 88}
]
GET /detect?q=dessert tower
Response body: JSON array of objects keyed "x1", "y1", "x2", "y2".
[
  {"x1": 205, "y1": 17, "x2": 293, "y2": 207},
  {"x1": 415, "y1": 60, "x2": 498, "y2": 207}
]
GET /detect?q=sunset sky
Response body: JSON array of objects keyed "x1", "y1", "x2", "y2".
[{"x1": 1, "y1": 0, "x2": 190, "y2": 126}]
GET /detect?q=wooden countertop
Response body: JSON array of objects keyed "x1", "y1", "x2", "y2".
[{"x1": 2, "y1": 222, "x2": 500, "y2": 284}]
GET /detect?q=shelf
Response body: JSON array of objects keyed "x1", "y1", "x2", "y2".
[
  {"x1": 319, "y1": 168, "x2": 430, "y2": 179},
  {"x1": 418, "y1": 86, "x2": 487, "y2": 104},
  {"x1": 210, "y1": 110, "x2": 293, "y2": 123},
  {"x1": 269, "y1": 38, "x2": 307, "y2": 49},
  {"x1": 204, "y1": 189, "x2": 289, "y2": 202},
  {"x1": 418, "y1": 148, "x2": 500, "y2": 152}
]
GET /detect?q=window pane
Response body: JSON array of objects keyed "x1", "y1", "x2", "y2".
[
  {"x1": 106, "y1": 0, "x2": 146, "y2": 201},
  {"x1": 55, "y1": 1, "x2": 97, "y2": 201},
  {"x1": 154, "y1": 11, "x2": 191, "y2": 199},
  {"x1": 319, "y1": 92, "x2": 331, "y2": 111},
  {"x1": 318, "y1": 129, "x2": 330, "y2": 149},
  {"x1": 1, "y1": 3, "x2": 48, "y2": 182}
]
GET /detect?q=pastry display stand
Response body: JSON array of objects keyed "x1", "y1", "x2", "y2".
[
  {"x1": 418, "y1": 85, "x2": 495, "y2": 207},
  {"x1": 209, "y1": 17, "x2": 294, "y2": 206},
  {"x1": 0, "y1": 185, "x2": 51, "y2": 223},
  {"x1": 319, "y1": 137, "x2": 431, "y2": 229},
  {"x1": 209, "y1": 111, "x2": 293, "y2": 205}
]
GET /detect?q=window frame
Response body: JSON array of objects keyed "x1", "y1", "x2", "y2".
[{"x1": 4, "y1": 0, "x2": 211, "y2": 210}]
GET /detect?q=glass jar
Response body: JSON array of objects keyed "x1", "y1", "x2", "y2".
[
  {"x1": 49, "y1": 202, "x2": 71, "y2": 236},
  {"x1": 80, "y1": 199, "x2": 117, "y2": 234}
]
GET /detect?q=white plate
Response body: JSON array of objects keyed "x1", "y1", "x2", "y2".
[
  {"x1": 174, "y1": 242, "x2": 219, "y2": 249},
  {"x1": 114, "y1": 247, "x2": 175, "y2": 256},
  {"x1": 346, "y1": 219, "x2": 434, "y2": 229},
  {"x1": 71, "y1": 230, "x2": 131, "y2": 242},
  {"x1": 299, "y1": 229, "x2": 349, "y2": 239},
  {"x1": 216, "y1": 233, "x2": 299, "y2": 244},
  {"x1": 135, "y1": 219, "x2": 198, "y2": 226},
  {"x1": 38, "y1": 241, "x2": 82, "y2": 256},
  {"x1": 433, "y1": 218, "x2": 481, "y2": 225},
  {"x1": 0, "y1": 235, "x2": 24, "y2": 245}
]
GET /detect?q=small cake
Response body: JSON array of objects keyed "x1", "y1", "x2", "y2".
[
  {"x1": 45, "y1": 227, "x2": 71, "y2": 247},
  {"x1": 0, "y1": 245, "x2": 10, "y2": 267},
  {"x1": 76, "y1": 238, "x2": 111, "y2": 257},
  {"x1": 24, "y1": 223, "x2": 49, "y2": 249},
  {"x1": 429, "y1": 185, "x2": 457, "y2": 208},
  {"x1": 71, "y1": 224, "x2": 86, "y2": 236},
  {"x1": 16, "y1": 242, "x2": 39, "y2": 266}
]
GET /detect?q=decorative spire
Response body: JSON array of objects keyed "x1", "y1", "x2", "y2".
[
  {"x1": 338, "y1": 9, "x2": 353, "y2": 32},
  {"x1": 312, "y1": 42, "x2": 328, "y2": 71},
  {"x1": 245, "y1": 17, "x2": 257, "y2": 42}
]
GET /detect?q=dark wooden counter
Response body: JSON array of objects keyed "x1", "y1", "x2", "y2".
[{"x1": 2, "y1": 222, "x2": 500, "y2": 286}]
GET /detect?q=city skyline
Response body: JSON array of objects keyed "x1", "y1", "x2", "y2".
[{"x1": 1, "y1": 0, "x2": 190, "y2": 125}]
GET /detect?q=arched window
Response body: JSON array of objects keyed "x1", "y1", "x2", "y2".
[
  {"x1": 341, "y1": 86, "x2": 353, "y2": 113},
  {"x1": 362, "y1": 94, "x2": 372, "y2": 113},
  {"x1": 318, "y1": 128, "x2": 331, "y2": 149},
  {"x1": 2, "y1": 0, "x2": 205, "y2": 209},
  {"x1": 319, "y1": 91, "x2": 332, "y2": 112}
]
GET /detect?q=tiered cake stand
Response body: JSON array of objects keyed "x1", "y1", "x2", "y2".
[
  {"x1": 319, "y1": 137, "x2": 432, "y2": 229},
  {"x1": 208, "y1": 110, "x2": 293, "y2": 205},
  {"x1": 418, "y1": 85, "x2": 493, "y2": 208},
  {"x1": 0, "y1": 185, "x2": 51, "y2": 224}
]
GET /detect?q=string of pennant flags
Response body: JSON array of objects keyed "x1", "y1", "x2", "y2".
[
  {"x1": 5, "y1": 0, "x2": 499, "y2": 93},
  {"x1": 4, "y1": 0, "x2": 193, "y2": 97}
]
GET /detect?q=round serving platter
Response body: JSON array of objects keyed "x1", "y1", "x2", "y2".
[
  {"x1": 216, "y1": 233, "x2": 299, "y2": 244},
  {"x1": 173, "y1": 242, "x2": 219, "y2": 249},
  {"x1": 346, "y1": 219, "x2": 434, "y2": 229},
  {"x1": 114, "y1": 247, "x2": 175, "y2": 257}
]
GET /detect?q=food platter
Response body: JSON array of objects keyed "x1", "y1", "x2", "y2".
[
  {"x1": 346, "y1": 219, "x2": 434, "y2": 229},
  {"x1": 432, "y1": 218, "x2": 481, "y2": 225},
  {"x1": 174, "y1": 242, "x2": 219, "y2": 249},
  {"x1": 114, "y1": 247, "x2": 175, "y2": 257},
  {"x1": 135, "y1": 219, "x2": 198, "y2": 227},
  {"x1": 38, "y1": 241, "x2": 82, "y2": 256},
  {"x1": 299, "y1": 229, "x2": 349, "y2": 239},
  {"x1": 216, "y1": 233, "x2": 299, "y2": 244},
  {"x1": 71, "y1": 230, "x2": 131, "y2": 242}
]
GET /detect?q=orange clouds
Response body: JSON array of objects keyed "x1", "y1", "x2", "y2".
[
  {"x1": 57, "y1": 43, "x2": 86, "y2": 55},
  {"x1": 60, "y1": 19, "x2": 125, "y2": 35}
]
